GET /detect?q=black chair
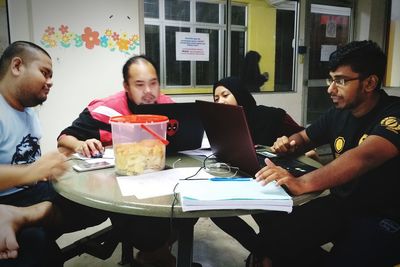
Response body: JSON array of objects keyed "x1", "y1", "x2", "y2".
[{"x1": 60, "y1": 225, "x2": 136, "y2": 266}]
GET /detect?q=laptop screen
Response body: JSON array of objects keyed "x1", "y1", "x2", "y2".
[
  {"x1": 135, "y1": 103, "x2": 204, "y2": 153},
  {"x1": 196, "y1": 100, "x2": 318, "y2": 177},
  {"x1": 196, "y1": 100, "x2": 261, "y2": 176}
]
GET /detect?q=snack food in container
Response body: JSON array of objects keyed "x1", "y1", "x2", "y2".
[{"x1": 110, "y1": 114, "x2": 168, "y2": 175}]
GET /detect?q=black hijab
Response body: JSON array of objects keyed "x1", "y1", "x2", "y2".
[
  {"x1": 213, "y1": 76, "x2": 287, "y2": 146},
  {"x1": 213, "y1": 76, "x2": 256, "y2": 111}
]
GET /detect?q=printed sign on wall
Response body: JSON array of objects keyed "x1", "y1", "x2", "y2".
[{"x1": 176, "y1": 32, "x2": 209, "y2": 61}]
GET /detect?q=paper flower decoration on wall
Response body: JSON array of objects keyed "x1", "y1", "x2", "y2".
[{"x1": 40, "y1": 25, "x2": 140, "y2": 55}]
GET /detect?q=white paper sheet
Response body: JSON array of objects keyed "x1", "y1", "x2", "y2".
[
  {"x1": 179, "y1": 148, "x2": 213, "y2": 157},
  {"x1": 116, "y1": 167, "x2": 214, "y2": 199},
  {"x1": 71, "y1": 147, "x2": 114, "y2": 160},
  {"x1": 320, "y1": 44, "x2": 337, "y2": 62}
]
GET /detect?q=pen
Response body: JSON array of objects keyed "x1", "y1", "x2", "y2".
[{"x1": 209, "y1": 177, "x2": 252, "y2": 181}]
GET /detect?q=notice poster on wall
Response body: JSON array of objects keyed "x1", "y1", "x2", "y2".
[
  {"x1": 320, "y1": 44, "x2": 337, "y2": 62},
  {"x1": 325, "y1": 18, "x2": 337, "y2": 38},
  {"x1": 176, "y1": 32, "x2": 209, "y2": 61}
]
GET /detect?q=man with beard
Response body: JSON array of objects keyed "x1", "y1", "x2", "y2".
[
  {"x1": 57, "y1": 55, "x2": 174, "y2": 157},
  {"x1": 250, "y1": 40, "x2": 400, "y2": 267},
  {"x1": 0, "y1": 41, "x2": 79, "y2": 266},
  {"x1": 57, "y1": 55, "x2": 177, "y2": 267}
]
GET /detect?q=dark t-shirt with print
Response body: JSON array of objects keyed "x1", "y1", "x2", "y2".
[{"x1": 306, "y1": 90, "x2": 400, "y2": 219}]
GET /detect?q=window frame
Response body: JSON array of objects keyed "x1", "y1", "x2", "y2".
[
  {"x1": 144, "y1": 0, "x2": 247, "y2": 93},
  {"x1": 143, "y1": 0, "x2": 300, "y2": 94}
]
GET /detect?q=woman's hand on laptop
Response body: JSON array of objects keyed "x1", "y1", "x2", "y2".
[{"x1": 271, "y1": 136, "x2": 297, "y2": 155}]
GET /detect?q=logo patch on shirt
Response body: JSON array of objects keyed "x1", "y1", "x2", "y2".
[
  {"x1": 380, "y1": 117, "x2": 400, "y2": 134},
  {"x1": 11, "y1": 134, "x2": 41, "y2": 165},
  {"x1": 358, "y1": 134, "x2": 368, "y2": 145},
  {"x1": 334, "y1": 136, "x2": 345, "y2": 154}
]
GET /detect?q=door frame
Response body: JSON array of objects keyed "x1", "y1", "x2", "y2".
[{"x1": 301, "y1": 0, "x2": 355, "y2": 125}]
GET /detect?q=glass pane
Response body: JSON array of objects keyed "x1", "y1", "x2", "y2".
[
  {"x1": 243, "y1": 2, "x2": 297, "y2": 92},
  {"x1": 274, "y1": 9, "x2": 294, "y2": 91},
  {"x1": 196, "y1": 2, "x2": 219, "y2": 23},
  {"x1": 309, "y1": 13, "x2": 350, "y2": 79},
  {"x1": 306, "y1": 4, "x2": 351, "y2": 124},
  {"x1": 165, "y1": 0, "x2": 190, "y2": 21},
  {"x1": 145, "y1": 25, "x2": 160, "y2": 74},
  {"x1": 230, "y1": 31, "x2": 246, "y2": 77},
  {"x1": 196, "y1": 28, "x2": 219, "y2": 85},
  {"x1": 232, "y1": 5, "x2": 246, "y2": 26},
  {"x1": 144, "y1": 0, "x2": 159, "y2": 18},
  {"x1": 165, "y1": 26, "x2": 190, "y2": 86},
  {"x1": 307, "y1": 87, "x2": 333, "y2": 124}
]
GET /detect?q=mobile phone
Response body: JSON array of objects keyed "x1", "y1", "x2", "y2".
[{"x1": 72, "y1": 160, "x2": 114, "y2": 172}]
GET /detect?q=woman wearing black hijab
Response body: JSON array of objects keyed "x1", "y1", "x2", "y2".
[
  {"x1": 211, "y1": 77, "x2": 305, "y2": 264},
  {"x1": 213, "y1": 76, "x2": 303, "y2": 146}
]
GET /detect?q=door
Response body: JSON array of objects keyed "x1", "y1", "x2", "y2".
[{"x1": 304, "y1": 0, "x2": 354, "y2": 124}]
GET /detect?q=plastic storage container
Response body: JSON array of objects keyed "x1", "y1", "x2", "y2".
[{"x1": 110, "y1": 114, "x2": 169, "y2": 175}]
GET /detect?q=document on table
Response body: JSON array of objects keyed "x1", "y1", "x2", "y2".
[
  {"x1": 70, "y1": 147, "x2": 115, "y2": 160},
  {"x1": 178, "y1": 148, "x2": 213, "y2": 157},
  {"x1": 71, "y1": 148, "x2": 115, "y2": 172},
  {"x1": 179, "y1": 179, "x2": 293, "y2": 213},
  {"x1": 116, "y1": 167, "x2": 214, "y2": 199}
]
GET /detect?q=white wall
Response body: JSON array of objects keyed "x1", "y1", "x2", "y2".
[
  {"x1": 8, "y1": 0, "x2": 304, "y2": 153},
  {"x1": 354, "y1": 0, "x2": 372, "y2": 41},
  {"x1": 0, "y1": 1, "x2": 9, "y2": 54}
]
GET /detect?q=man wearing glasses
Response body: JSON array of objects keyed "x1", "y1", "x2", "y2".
[{"x1": 250, "y1": 40, "x2": 400, "y2": 267}]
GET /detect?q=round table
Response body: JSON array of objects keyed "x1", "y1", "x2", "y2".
[{"x1": 54, "y1": 153, "x2": 322, "y2": 266}]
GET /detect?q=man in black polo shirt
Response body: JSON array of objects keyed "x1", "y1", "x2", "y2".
[{"x1": 253, "y1": 40, "x2": 400, "y2": 267}]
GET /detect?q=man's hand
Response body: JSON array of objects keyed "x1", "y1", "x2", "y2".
[
  {"x1": 271, "y1": 136, "x2": 297, "y2": 154},
  {"x1": 255, "y1": 158, "x2": 305, "y2": 195},
  {"x1": 76, "y1": 139, "x2": 104, "y2": 158},
  {"x1": 28, "y1": 151, "x2": 69, "y2": 182}
]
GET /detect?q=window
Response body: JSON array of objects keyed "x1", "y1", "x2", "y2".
[
  {"x1": 144, "y1": 0, "x2": 299, "y2": 94},
  {"x1": 144, "y1": 0, "x2": 247, "y2": 93},
  {"x1": 196, "y1": 2, "x2": 219, "y2": 23}
]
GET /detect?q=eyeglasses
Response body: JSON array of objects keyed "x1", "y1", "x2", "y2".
[{"x1": 326, "y1": 77, "x2": 360, "y2": 87}]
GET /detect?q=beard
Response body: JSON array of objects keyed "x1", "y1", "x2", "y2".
[
  {"x1": 20, "y1": 93, "x2": 47, "y2": 107},
  {"x1": 141, "y1": 93, "x2": 157, "y2": 104}
]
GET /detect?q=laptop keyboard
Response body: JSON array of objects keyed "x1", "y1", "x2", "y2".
[{"x1": 257, "y1": 154, "x2": 317, "y2": 177}]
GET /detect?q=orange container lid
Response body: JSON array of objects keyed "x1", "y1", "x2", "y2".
[{"x1": 110, "y1": 114, "x2": 169, "y2": 123}]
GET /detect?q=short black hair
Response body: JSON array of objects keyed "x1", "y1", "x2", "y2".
[
  {"x1": 328, "y1": 40, "x2": 386, "y2": 88},
  {"x1": 122, "y1": 55, "x2": 159, "y2": 84},
  {"x1": 0, "y1": 41, "x2": 51, "y2": 79}
]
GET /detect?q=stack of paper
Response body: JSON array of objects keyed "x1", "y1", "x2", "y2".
[{"x1": 179, "y1": 178, "x2": 293, "y2": 213}]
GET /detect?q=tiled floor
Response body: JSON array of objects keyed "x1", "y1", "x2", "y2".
[{"x1": 57, "y1": 216, "x2": 257, "y2": 267}]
